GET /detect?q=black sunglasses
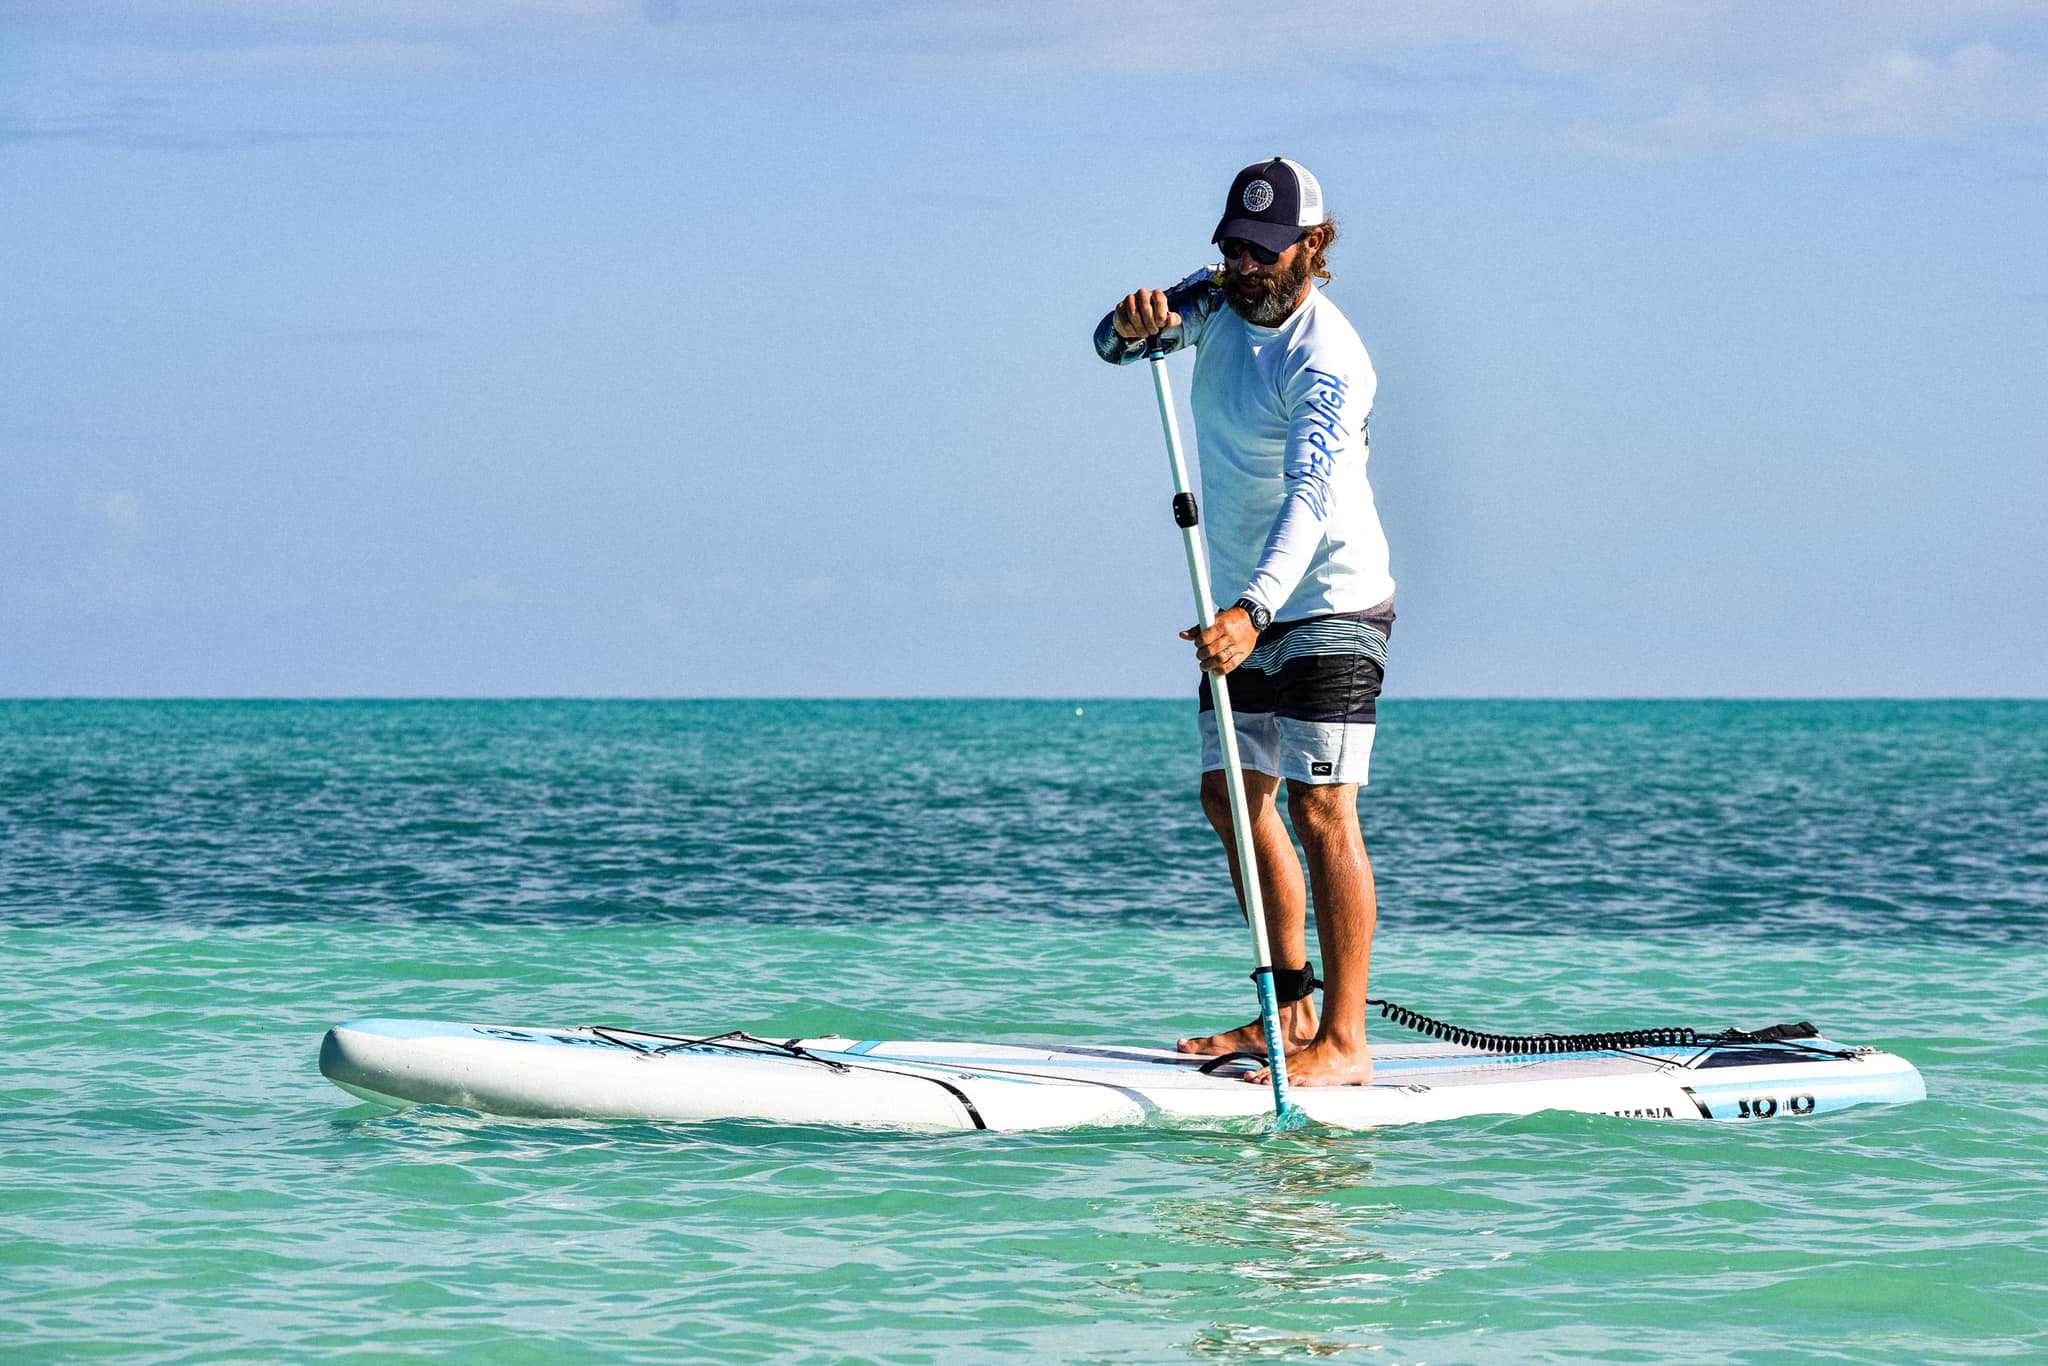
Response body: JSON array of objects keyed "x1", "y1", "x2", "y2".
[{"x1": 1219, "y1": 236, "x2": 1292, "y2": 266}]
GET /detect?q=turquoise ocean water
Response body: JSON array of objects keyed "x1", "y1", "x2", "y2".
[{"x1": 3, "y1": 699, "x2": 2044, "y2": 1363}]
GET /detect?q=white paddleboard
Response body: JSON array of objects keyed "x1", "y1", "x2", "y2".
[{"x1": 320, "y1": 1017, "x2": 1925, "y2": 1132}]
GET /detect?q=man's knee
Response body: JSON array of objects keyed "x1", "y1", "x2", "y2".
[
  {"x1": 1202, "y1": 770, "x2": 1283, "y2": 830},
  {"x1": 1287, "y1": 782, "x2": 1360, "y2": 844}
]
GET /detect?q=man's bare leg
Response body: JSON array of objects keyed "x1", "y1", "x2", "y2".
[
  {"x1": 1250, "y1": 782, "x2": 1376, "y2": 1086},
  {"x1": 1176, "y1": 768, "x2": 1320, "y2": 1056}
]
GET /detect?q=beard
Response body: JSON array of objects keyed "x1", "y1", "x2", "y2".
[{"x1": 1222, "y1": 250, "x2": 1313, "y2": 326}]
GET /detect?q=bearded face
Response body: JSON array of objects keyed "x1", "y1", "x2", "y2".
[{"x1": 1222, "y1": 243, "x2": 1314, "y2": 326}]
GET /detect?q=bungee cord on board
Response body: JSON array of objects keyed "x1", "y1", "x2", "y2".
[{"x1": 1360, "y1": 1000, "x2": 1852, "y2": 1059}]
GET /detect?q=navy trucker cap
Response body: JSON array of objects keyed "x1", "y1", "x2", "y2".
[{"x1": 1211, "y1": 157, "x2": 1325, "y2": 253}]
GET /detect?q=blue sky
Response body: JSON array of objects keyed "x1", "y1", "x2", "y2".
[{"x1": 4, "y1": 2, "x2": 2044, "y2": 698}]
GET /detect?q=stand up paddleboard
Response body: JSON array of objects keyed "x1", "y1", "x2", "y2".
[{"x1": 320, "y1": 1005, "x2": 1925, "y2": 1132}]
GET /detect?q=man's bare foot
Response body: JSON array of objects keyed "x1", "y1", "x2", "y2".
[
  {"x1": 1176, "y1": 1001, "x2": 1318, "y2": 1056},
  {"x1": 1248, "y1": 1035, "x2": 1374, "y2": 1087}
]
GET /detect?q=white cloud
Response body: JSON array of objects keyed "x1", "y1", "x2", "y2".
[
  {"x1": 77, "y1": 488, "x2": 152, "y2": 609},
  {"x1": 9, "y1": 0, "x2": 2048, "y2": 155},
  {"x1": 3, "y1": 489, "x2": 155, "y2": 620},
  {"x1": 97, "y1": 39, "x2": 471, "y2": 85},
  {"x1": 1839, "y1": 41, "x2": 2046, "y2": 136},
  {"x1": 1553, "y1": 39, "x2": 2048, "y2": 158},
  {"x1": 81, "y1": 488, "x2": 147, "y2": 538}
]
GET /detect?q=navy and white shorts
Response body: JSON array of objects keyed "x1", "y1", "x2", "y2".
[{"x1": 1198, "y1": 598, "x2": 1394, "y2": 786}]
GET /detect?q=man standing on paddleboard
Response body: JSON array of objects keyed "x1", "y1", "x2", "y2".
[{"x1": 1093, "y1": 158, "x2": 1394, "y2": 1087}]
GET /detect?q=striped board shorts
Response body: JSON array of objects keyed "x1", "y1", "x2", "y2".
[{"x1": 1198, "y1": 598, "x2": 1394, "y2": 786}]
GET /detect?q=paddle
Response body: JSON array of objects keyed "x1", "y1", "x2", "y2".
[{"x1": 1142, "y1": 335, "x2": 1297, "y2": 1122}]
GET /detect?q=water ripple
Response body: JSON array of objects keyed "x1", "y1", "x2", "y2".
[{"x1": 2, "y1": 700, "x2": 2043, "y2": 946}]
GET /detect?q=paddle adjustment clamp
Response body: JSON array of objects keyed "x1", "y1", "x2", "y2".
[
  {"x1": 1172, "y1": 492, "x2": 1199, "y2": 529},
  {"x1": 1261, "y1": 963, "x2": 1321, "y2": 1003}
]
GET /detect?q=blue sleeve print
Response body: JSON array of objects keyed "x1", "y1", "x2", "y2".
[
  {"x1": 1092, "y1": 267, "x2": 1223, "y2": 365},
  {"x1": 1287, "y1": 365, "x2": 1354, "y2": 520}
]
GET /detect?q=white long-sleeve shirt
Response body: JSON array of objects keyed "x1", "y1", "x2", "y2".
[{"x1": 1097, "y1": 267, "x2": 1394, "y2": 621}]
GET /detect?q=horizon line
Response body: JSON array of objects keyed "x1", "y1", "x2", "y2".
[{"x1": 4, "y1": 695, "x2": 2044, "y2": 705}]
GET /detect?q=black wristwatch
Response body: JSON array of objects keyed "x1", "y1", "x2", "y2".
[{"x1": 1232, "y1": 597, "x2": 1272, "y2": 634}]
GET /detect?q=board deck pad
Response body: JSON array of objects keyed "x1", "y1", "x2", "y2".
[{"x1": 320, "y1": 1017, "x2": 1926, "y2": 1132}]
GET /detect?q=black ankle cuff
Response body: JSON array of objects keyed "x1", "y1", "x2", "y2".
[{"x1": 1261, "y1": 963, "x2": 1321, "y2": 1003}]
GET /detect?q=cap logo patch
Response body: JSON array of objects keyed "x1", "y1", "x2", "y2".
[{"x1": 1243, "y1": 179, "x2": 1275, "y2": 213}]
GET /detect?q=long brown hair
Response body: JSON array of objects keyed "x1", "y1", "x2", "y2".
[{"x1": 1307, "y1": 219, "x2": 1338, "y2": 284}]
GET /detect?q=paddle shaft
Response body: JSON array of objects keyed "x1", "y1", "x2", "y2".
[{"x1": 1144, "y1": 341, "x2": 1295, "y2": 1118}]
